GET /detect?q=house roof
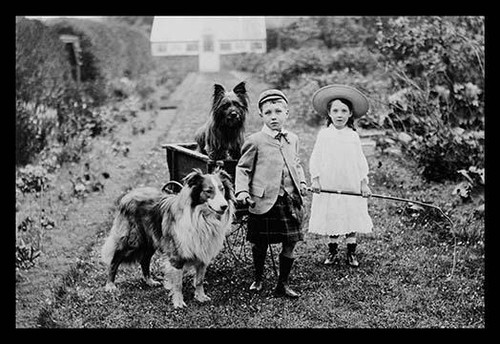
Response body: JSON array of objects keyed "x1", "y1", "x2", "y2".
[{"x1": 150, "y1": 16, "x2": 266, "y2": 42}]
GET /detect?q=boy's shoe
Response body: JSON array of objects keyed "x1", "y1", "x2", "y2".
[
  {"x1": 324, "y1": 242, "x2": 340, "y2": 265},
  {"x1": 274, "y1": 282, "x2": 300, "y2": 298},
  {"x1": 274, "y1": 254, "x2": 300, "y2": 298},
  {"x1": 346, "y1": 243, "x2": 359, "y2": 267}
]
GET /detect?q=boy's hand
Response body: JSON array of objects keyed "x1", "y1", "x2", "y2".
[
  {"x1": 300, "y1": 183, "x2": 308, "y2": 196},
  {"x1": 236, "y1": 191, "x2": 251, "y2": 205}
]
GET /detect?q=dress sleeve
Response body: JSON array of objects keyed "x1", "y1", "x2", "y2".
[
  {"x1": 356, "y1": 134, "x2": 369, "y2": 182},
  {"x1": 294, "y1": 135, "x2": 307, "y2": 185},
  {"x1": 309, "y1": 129, "x2": 324, "y2": 181}
]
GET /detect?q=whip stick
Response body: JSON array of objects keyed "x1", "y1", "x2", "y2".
[
  {"x1": 306, "y1": 186, "x2": 457, "y2": 279},
  {"x1": 306, "y1": 187, "x2": 442, "y2": 212}
]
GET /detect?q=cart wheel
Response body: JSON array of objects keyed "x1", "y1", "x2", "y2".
[
  {"x1": 224, "y1": 210, "x2": 252, "y2": 264},
  {"x1": 162, "y1": 181, "x2": 183, "y2": 194}
]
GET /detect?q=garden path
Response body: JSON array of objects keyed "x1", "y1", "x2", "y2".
[{"x1": 16, "y1": 70, "x2": 265, "y2": 327}]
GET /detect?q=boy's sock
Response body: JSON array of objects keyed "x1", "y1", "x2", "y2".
[{"x1": 250, "y1": 244, "x2": 267, "y2": 291}]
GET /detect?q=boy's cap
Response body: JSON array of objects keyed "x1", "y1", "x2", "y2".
[{"x1": 258, "y1": 89, "x2": 288, "y2": 107}]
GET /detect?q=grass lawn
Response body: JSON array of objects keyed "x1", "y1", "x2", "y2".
[{"x1": 16, "y1": 71, "x2": 485, "y2": 328}]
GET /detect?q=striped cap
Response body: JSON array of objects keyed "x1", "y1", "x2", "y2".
[{"x1": 258, "y1": 89, "x2": 288, "y2": 108}]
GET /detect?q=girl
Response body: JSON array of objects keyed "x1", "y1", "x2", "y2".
[{"x1": 308, "y1": 84, "x2": 373, "y2": 267}]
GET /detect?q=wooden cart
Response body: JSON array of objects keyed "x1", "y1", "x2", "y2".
[{"x1": 161, "y1": 142, "x2": 250, "y2": 263}]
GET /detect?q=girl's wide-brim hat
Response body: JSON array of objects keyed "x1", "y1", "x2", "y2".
[{"x1": 312, "y1": 84, "x2": 369, "y2": 117}]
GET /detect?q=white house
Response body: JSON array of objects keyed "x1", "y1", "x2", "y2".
[{"x1": 150, "y1": 16, "x2": 266, "y2": 72}]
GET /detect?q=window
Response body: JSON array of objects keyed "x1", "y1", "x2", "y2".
[
  {"x1": 157, "y1": 43, "x2": 167, "y2": 52},
  {"x1": 220, "y1": 42, "x2": 232, "y2": 51},
  {"x1": 186, "y1": 42, "x2": 199, "y2": 52},
  {"x1": 251, "y1": 41, "x2": 264, "y2": 52}
]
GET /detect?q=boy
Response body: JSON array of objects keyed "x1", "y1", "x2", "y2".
[{"x1": 235, "y1": 89, "x2": 307, "y2": 298}]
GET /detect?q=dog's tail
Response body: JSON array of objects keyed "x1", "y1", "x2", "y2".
[{"x1": 100, "y1": 215, "x2": 122, "y2": 266}]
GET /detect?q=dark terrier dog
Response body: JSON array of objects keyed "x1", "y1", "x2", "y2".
[{"x1": 195, "y1": 82, "x2": 248, "y2": 161}]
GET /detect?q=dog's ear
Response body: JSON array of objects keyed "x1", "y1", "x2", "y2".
[
  {"x1": 213, "y1": 84, "x2": 226, "y2": 103},
  {"x1": 232, "y1": 81, "x2": 247, "y2": 96},
  {"x1": 232, "y1": 81, "x2": 249, "y2": 108},
  {"x1": 217, "y1": 169, "x2": 235, "y2": 201},
  {"x1": 183, "y1": 168, "x2": 204, "y2": 188}
]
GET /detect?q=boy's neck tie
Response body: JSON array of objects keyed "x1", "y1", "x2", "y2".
[{"x1": 275, "y1": 131, "x2": 289, "y2": 143}]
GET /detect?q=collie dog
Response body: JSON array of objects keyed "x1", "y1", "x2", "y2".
[
  {"x1": 101, "y1": 168, "x2": 235, "y2": 308},
  {"x1": 195, "y1": 81, "x2": 248, "y2": 161}
]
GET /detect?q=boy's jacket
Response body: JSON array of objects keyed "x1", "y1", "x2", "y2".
[{"x1": 235, "y1": 130, "x2": 306, "y2": 214}]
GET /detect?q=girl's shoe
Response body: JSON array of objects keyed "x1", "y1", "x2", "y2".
[
  {"x1": 250, "y1": 280, "x2": 263, "y2": 291},
  {"x1": 346, "y1": 243, "x2": 359, "y2": 267},
  {"x1": 324, "y1": 243, "x2": 340, "y2": 265}
]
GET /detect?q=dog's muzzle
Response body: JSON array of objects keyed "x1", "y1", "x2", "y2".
[{"x1": 208, "y1": 203, "x2": 228, "y2": 215}]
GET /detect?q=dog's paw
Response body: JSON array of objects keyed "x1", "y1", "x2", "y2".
[
  {"x1": 144, "y1": 277, "x2": 162, "y2": 288},
  {"x1": 171, "y1": 294, "x2": 187, "y2": 309},
  {"x1": 104, "y1": 282, "x2": 118, "y2": 292},
  {"x1": 194, "y1": 292, "x2": 211, "y2": 303}
]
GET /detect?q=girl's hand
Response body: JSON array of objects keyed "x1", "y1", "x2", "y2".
[
  {"x1": 311, "y1": 178, "x2": 321, "y2": 194},
  {"x1": 361, "y1": 183, "x2": 372, "y2": 198}
]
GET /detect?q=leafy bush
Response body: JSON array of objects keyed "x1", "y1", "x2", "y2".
[
  {"x1": 16, "y1": 18, "x2": 75, "y2": 108},
  {"x1": 406, "y1": 128, "x2": 484, "y2": 182},
  {"x1": 263, "y1": 48, "x2": 328, "y2": 89},
  {"x1": 268, "y1": 16, "x2": 382, "y2": 51},
  {"x1": 375, "y1": 16, "x2": 484, "y2": 182},
  {"x1": 16, "y1": 18, "x2": 76, "y2": 165},
  {"x1": 376, "y1": 16, "x2": 484, "y2": 129},
  {"x1": 16, "y1": 103, "x2": 56, "y2": 166},
  {"x1": 47, "y1": 18, "x2": 154, "y2": 103},
  {"x1": 257, "y1": 46, "x2": 381, "y2": 90},
  {"x1": 16, "y1": 164, "x2": 52, "y2": 193}
]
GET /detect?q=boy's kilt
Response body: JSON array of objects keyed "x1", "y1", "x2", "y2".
[{"x1": 247, "y1": 193, "x2": 304, "y2": 244}]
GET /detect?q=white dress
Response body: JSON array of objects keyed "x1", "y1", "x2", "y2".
[{"x1": 308, "y1": 125, "x2": 373, "y2": 236}]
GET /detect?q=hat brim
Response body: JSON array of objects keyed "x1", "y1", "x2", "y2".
[{"x1": 312, "y1": 84, "x2": 369, "y2": 117}]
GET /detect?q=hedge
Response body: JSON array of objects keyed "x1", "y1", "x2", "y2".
[
  {"x1": 16, "y1": 17, "x2": 155, "y2": 166},
  {"x1": 16, "y1": 18, "x2": 76, "y2": 165},
  {"x1": 45, "y1": 18, "x2": 154, "y2": 103}
]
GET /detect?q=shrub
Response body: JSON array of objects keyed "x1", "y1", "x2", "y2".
[
  {"x1": 269, "y1": 16, "x2": 381, "y2": 51},
  {"x1": 16, "y1": 18, "x2": 75, "y2": 165},
  {"x1": 16, "y1": 103, "x2": 55, "y2": 166},
  {"x1": 263, "y1": 48, "x2": 329, "y2": 88},
  {"x1": 376, "y1": 16, "x2": 484, "y2": 130},
  {"x1": 325, "y1": 47, "x2": 380, "y2": 75},
  {"x1": 406, "y1": 128, "x2": 484, "y2": 182},
  {"x1": 375, "y1": 16, "x2": 485, "y2": 182},
  {"x1": 47, "y1": 18, "x2": 154, "y2": 103},
  {"x1": 16, "y1": 18, "x2": 75, "y2": 108},
  {"x1": 16, "y1": 164, "x2": 52, "y2": 193}
]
